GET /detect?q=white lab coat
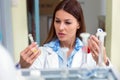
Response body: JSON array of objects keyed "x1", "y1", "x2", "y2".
[{"x1": 30, "y1": 46, "x2": 96, "y2": 69}]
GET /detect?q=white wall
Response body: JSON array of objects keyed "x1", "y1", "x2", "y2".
[
  {"x1": 80, "y1": 0, "x2": 105, "y2": 34},
  {"x1": 106, "y1": 0, "x2": 120, "y2": 71},
  {"x1": 111, "y1": 0, "x2": 120, "y2": 71},
  {"x1": 11, "y1": 0, "x2": 28, "y2": 62}
]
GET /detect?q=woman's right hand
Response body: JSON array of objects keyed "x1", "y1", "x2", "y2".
[{"x1": 19, "y1": 42, "x2": 40, "y2": 68}]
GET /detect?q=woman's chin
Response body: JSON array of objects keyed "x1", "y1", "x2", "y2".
[{"x1": 58, "y1": 38, "x2": 66, "y2": 41}]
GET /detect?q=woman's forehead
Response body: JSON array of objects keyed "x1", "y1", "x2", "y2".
[{"x1": 55, "y1": 9, "x2": 76, "y2": 20}]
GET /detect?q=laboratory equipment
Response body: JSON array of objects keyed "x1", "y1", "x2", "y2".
[
  {"x1": 79, "y1": 33, "x2": 92, "y2": 79},
  {"x1": 28, "y1": 34, "x2": 34, "y2": 43},
  {"x1": 96, "y1": 29, "x2": 107, "y2": 67},
  {"x1": 28, "y1": 33, "x2": 38, "y2": 53},
  {"x1": 18, "y1": 67, "x2": 120, "y2": 80},
  {"x1": 80, "y1": 33, "x2": 90, "y2": 68}
]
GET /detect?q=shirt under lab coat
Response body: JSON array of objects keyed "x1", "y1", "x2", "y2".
[{"x1": 30, "y1": 38, "x2": 96, "y2": 69}]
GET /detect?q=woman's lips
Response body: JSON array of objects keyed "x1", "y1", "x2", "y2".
[{"x1": 58, "y1": 33, "x2": 65, "y2": 37}]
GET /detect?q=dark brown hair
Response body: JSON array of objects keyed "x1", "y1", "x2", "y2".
[{"x1": 43, "y1": 0, "x2": 86, "y2": 45}]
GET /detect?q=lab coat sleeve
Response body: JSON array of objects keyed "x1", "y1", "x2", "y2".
[{"x1": 30, "y1": 47, "x2": 59, "y2": 69}]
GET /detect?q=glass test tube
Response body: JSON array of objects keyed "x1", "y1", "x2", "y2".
[
  {"x1": 96, "y1": 29, "x2": 107, "y2": 67},
  {"x1": 80, "y1": 33, "x2": 90, "y2": 68},
  {"x1": 28, "y1": 34, "x2": 34, "y2": 43}
]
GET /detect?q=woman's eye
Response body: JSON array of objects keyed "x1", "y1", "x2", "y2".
[
  {"x1": 65, "y1": 22, "x2": 71, "y2": 24},
  {"x1": 55, "y1": 20, "x2": 61, "y2": 23}
]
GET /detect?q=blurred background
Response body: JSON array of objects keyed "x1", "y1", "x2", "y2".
[{"x1": 0, "y1": 0, "x2": 120, "y2": 72}]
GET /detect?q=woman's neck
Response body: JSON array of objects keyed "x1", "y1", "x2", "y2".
[
  {"x1": 60, "y1": 39, "x2": 75, "y2": 49},
  {"x1": 60, "y1": 39, "x2": 75, "y2": 58}
]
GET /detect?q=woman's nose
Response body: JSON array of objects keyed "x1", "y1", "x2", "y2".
[{"x1": 59, "y1": 23, "x2": 65, "y2": 30}]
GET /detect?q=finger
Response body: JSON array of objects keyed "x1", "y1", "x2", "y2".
[
  {"x1": 23, "y1": 46, "x2": 39, "y2": 61},
  {"x1": 89, "y1": 37, "x2": 99, "y2": 53},
  {"x1": 88, "y1": 38, "x2": 96, "y2": 52},
  {"x1": 22, "y1": 58, "x2": 32, "y2": 68},
  {"x1": 30, "y1": 44, "x2": 39, "y2": 54},
  {"x1": 30, "y1": 49, "x2": 40, "y2": 60},
  {"x1": 91, "y1": 50, "x2": 98, "y2": 63},
  {"x1": 31, "y1": 46, "x2": 39, "y2": 53},
  {"x1": 92, "y1": 47, "x2": 98, "y2": 57},
  {"x1": 24, "y1": 47, "x2": 39, "y2": 59},
  {"x1": 27, "y1": 50, "x2": 40, "y2": 65},
  {"x1": 20, "y1": 58, "x2": 29, "y2": 68},
  {"x1": 20, "y1": 42, "x2": 38, "y2": 55},
  {"x1": 91, "y1": 50, "x2": 95, "y2": 57},
  {"x1": 88, "y1": 39, "x2": 99, "y2": 58},
  {"x1": 24, "y1": 50, "x2": 33, "y2": 59},
  {"x1": 88, "y1": 39, "x2": 97, "y2": 56},
  {"x1": 30, "y1": 51, "x2": 40, "y2": 64},
  {"x1": 20, "y1": 47, "x2": 30, "y2": 55},
  {"x1": 29, "y1": 42, "x2": 38, "y2": 48},
  {"x1": 90, "y1": 35, "x2": 99, "y2": 45},
  {"x1": 27, "y1": 42, "x2": 38, "y2": 53}
]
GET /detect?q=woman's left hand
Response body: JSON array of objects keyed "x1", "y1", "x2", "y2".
[{"x1": 88, "y1": 35, "x2": 108, "y2": 65}]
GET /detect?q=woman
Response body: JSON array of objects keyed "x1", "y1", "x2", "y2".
[{"x1": 19, "y1": 0, "x2": 109, "y2": 69}]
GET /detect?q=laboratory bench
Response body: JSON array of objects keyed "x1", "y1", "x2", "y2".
[{"x1": 17, "y1": 67, "x2": 120, "y2": 80}]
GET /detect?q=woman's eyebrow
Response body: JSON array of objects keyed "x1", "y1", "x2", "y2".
[
  {"x1": 55, "y1": 17, "x2": 60, "y2": 20},
  {"x1": 55, "y1": 17, "x2": 72, "y2": 21}
]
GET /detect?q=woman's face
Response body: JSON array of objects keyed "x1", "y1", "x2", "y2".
[{"x1": 54, "y1": 9, "x2": 80, "y2": 42}]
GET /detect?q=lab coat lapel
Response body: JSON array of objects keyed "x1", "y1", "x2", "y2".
[
  {"x1": 47, "y1": 53, "x2": 59, "y2": 68},
  {"x1": 71, "y1": 49, "x2": 82, "y2": 68},
  {"x1": 45, "y1": 48, "x2": 59, "y2": 68}
]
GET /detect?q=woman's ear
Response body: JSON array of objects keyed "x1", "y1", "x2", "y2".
[
  {"x1": 77, "y1": 22, "x2": 80, "y2": 29},
  {"x1": 77, "y1": 25, "x2": 80, "y2": 29}
]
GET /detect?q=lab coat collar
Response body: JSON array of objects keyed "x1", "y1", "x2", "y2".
[{"x1": 43, "y1": 38, "x2": 83, "y2": 52}]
